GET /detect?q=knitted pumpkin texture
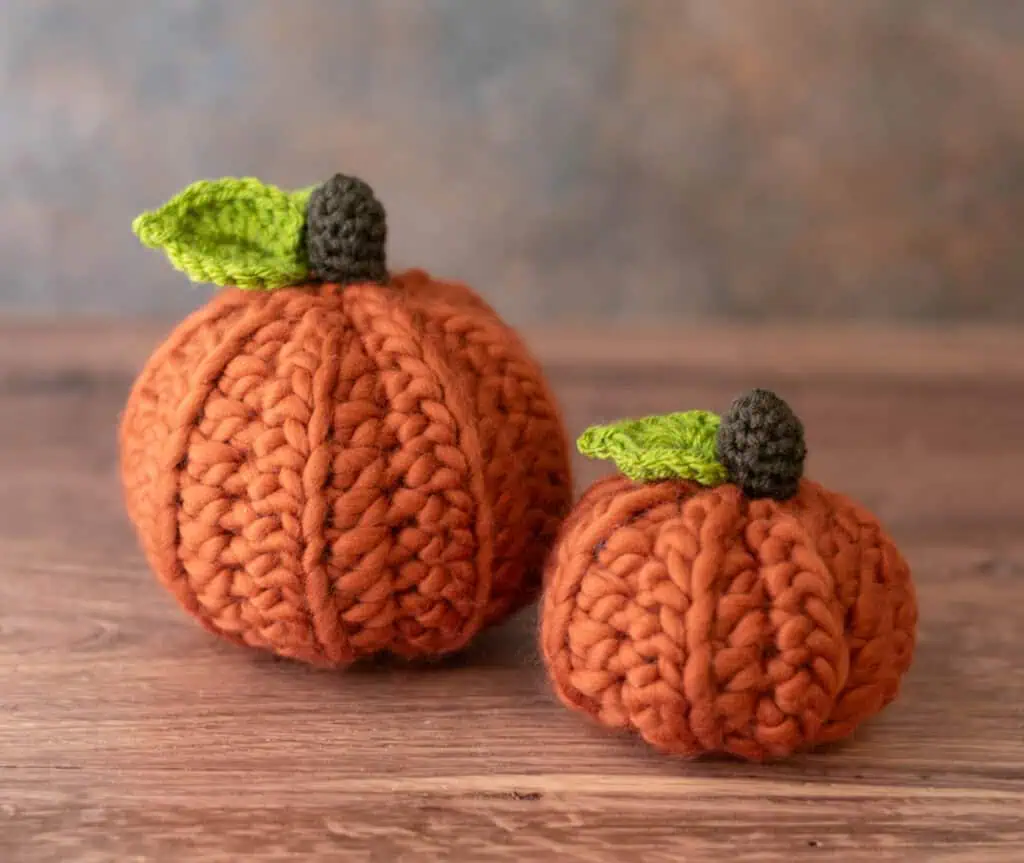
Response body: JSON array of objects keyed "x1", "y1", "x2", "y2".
[
  {"x1": 121, "y1": 173, "x2": 572, "y2": 667},
  {"x1": 541, "y1": 390, "x2": 917, "y2": 761}
]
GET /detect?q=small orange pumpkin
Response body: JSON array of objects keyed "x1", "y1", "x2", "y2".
[
  {"x1": 121, "y1": 173, "x2": 572, "y2": 666},
  {"x1": 540, "y1": 389, "x2": 917, "y2": 761}
]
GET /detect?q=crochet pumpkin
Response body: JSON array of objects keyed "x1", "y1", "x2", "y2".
[
  {"x1": 121, "y1": 173, "x2": 572, "y2": 666},
  {"x1": 540, "y1": 389, "x2": 917, "y2": 761}
]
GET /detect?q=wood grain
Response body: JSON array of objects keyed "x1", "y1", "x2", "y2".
[{"x1": 1, "y1": 322, "x2": 1023, "y2": 862}]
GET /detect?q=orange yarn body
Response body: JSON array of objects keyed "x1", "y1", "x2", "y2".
[
  {"x1": 121, "y1": 269, "x2": 571, "y2": 666},
  {"x1": 540, "y1": 475, "x2": 917, "y2": 761}
]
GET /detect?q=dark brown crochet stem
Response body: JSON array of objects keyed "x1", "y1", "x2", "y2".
[
  {"x1": 305, "y1": 173, "x2": 389, "y2": 285},
  {"x1": 717, "y1": 388, "x2": 807, "y2": 501}
]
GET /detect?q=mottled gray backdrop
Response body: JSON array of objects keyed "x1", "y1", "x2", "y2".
[{"x1": 2, "y1": 0, "x2": 1023, "y2": 323}]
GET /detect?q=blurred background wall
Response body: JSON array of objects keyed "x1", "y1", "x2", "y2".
[{"x1": 1, "y1": 0, "x2": 1022, "y2": 325}]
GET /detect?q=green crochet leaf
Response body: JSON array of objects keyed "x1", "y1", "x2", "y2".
[
  {"x1": 577, "y1": 410, "x2": 728, "y2": 485},
  {"x1": 132, "y1": 178, "x2": 315, "y2": 290}
]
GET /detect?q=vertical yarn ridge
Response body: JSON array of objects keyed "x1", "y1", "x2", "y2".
[
  {"x1": 175, "y1": 293, "x2": 330, "y2": 660},
  {"x1": 340, "y1": 284, "x2": 494, "y2": 658},
  {"x1": 540, "y1": 478, "x2": 682, "y2": 719},
  {"x1": 394, "y1": 269, "x2": 573, "y2": 623},
  {"x1": 120, "y1": 293, "x2": 267, "y2": 644},
  {"x1": 293, "y1": 305, "x2": 345, "y2": 662},
  {"x1": 787, "y1": 481, "x2": 917, "y2": 742},
  {"x1": 680, "y1": 490, "x2": 737, "y2": 753}
]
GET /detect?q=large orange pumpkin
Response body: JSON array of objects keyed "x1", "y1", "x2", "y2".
[
  {"x1": 540, "y1": 389, "x2": 917, "y2": 761},
  {"x1": 121, "y1": 173, "x2": 572, "y2": 666}
]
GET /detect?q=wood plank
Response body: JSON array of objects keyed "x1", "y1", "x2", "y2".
[{"x1": 1, "y1": 322, "x2": 1023, "y2": 862}]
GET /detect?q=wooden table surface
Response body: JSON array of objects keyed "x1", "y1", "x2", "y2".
[{"x1": 1, "y1": 322, "x2": 1022, "y2": 862}]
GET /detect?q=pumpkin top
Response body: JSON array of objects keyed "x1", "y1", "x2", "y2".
[
  {"x1": 577, "y1": 388, "x2": 807, "y2": 501},
  {"x1": 131, "y1": 173, "x2": 388, "y2": 290}
]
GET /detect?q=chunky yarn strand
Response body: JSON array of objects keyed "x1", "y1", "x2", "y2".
[{"x1": 394, "y1": 270, "x2": 573, "y2": 620}]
